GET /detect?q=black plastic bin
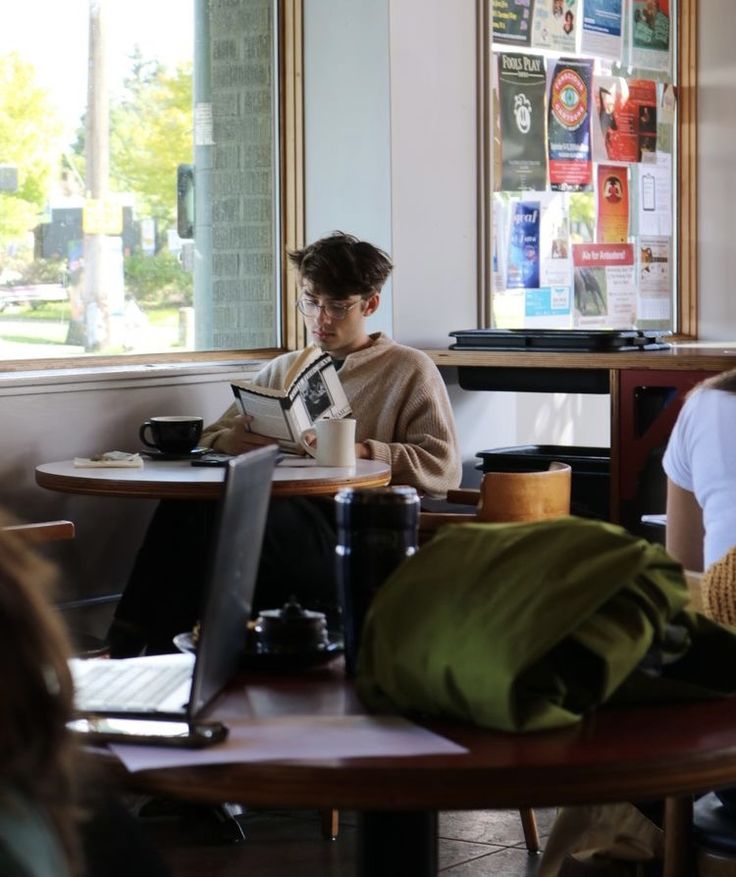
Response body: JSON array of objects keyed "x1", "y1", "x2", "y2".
[{"x1": 476, "y1": 445, "x2": 610, "y2": 521}]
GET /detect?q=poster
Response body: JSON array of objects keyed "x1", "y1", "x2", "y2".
[
  {"x1": 493, "y1": 0, "x2": 535, "y2": 47},
  {"x1": 590, "y1": 76, "x2": 657, "y2": 164},
  {"x1": 580, "y1": 0, "x2": 623, "y2": 60},
  {"x1": 637, "y1": 164, "x2": 671, "y2": 236},
  {"x1": 539, "y1": 193, "x2": 573, "y2": 287},
  {"x1": 630, "y1": 0, "x2": 671, "y2": 73},
  {"x1": 638, "y1": 235, "x2": 671, "y2": 321},
  {"x1": 498, "y1": 53, "x2": 548, "y2": 191},
  {"x1": 524, "y1": 286, "x2": 573, "y2": 327},
  {"x1": 597, "y1": 164, "x2": 629, "y2": 243},
  {"x1": 506, "y1": 200, "x2": 541, "y2": 289},
  {"x1": 531, "y1": 0, "x2": 578, "y2": 53},
  {"x1": 572, "y1": 242, "x2": 636, "y2": 327},
  {"x1": 547, "y1": 58, "x2": 593, "y2": 191}
]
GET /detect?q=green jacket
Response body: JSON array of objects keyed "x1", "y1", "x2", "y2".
[{"x1": 357, "y1": 517, "x2": 736, "y2": 732}]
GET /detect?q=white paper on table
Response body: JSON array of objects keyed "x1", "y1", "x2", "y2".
[
  {"x1": 73, "y1": 452, "x2": 143, "y2": 468},
  {"x1": 110, "y1": 714, "x2": 468, "y2": 773}
]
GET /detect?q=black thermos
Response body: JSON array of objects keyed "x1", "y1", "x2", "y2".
[{"x1": 335, "y1": 486, "x2": 420, "y2": 676}]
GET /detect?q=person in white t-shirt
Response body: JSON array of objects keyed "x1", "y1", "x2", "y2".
[{"x1": 662, "y1": 368, "x2": 736, "y2": 572}]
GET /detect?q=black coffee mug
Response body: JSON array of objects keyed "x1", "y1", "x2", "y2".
[{"x1": 139, "y1": 416, "x2": 203, "y2": 454}]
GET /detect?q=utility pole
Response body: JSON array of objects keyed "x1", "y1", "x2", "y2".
[{"x1": 79, "y1": 0, "x2": 124, "y2": 351}]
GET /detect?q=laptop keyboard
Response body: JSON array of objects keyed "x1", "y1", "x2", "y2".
[{"x1": 75, "y1": 662, "x2": 192, "y2": 713}]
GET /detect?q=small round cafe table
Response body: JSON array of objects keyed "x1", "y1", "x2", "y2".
[{"x1": 35, "y1": 458, "x2": 392, "y2": 501}]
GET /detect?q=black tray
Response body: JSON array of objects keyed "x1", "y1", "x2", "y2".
[{"x1": 449, "y1": 329, "x2": 671, "y2": 353}]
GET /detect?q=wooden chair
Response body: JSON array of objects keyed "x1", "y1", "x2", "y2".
[
  {"x1": 417, "y1": 462, "x2": 573, "y2": 854},
  {"x1": 419, "y1": 461, "x2": 572, "y2": 542}
]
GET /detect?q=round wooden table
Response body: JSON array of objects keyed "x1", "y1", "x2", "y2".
[
  {"x1": 95, "y1": 662, "x2": 736, "y2": 877},
  {"x1": 35, "y1": 458, "x2": 392, "y2": 500}
]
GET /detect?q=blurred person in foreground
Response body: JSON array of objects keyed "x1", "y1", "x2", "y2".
[
  {"x1": 0, "y1": 515, "x2": 80, "y2": 876},
  {"x1": 0, "y1": 516, "x2": 170, "y2": 877},
  {"x1": 109, "y1": 231, "x2": 462, "y2": 656}
]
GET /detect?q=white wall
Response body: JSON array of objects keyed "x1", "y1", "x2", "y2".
[
  {"x1": 303, "y1": 0, "x2": 393, "y2": 337},
  {"x1": 697, "y1": 0, "x2": 736, "y2": 340},
  {"x1": 387, "y1": 0, "x2": 478, "y2": 348}
]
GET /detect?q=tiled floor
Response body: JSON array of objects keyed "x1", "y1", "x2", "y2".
[{"x1": 142, "y1": 805, "x2": 556, "y2": 876}]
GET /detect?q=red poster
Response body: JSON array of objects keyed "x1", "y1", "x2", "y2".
[
  {"x1": 593, "y1": 77, "x2": 657, "y2": 164},
  {"x1": 597, "y1": 165, "x2": 629, "y2": 243}
]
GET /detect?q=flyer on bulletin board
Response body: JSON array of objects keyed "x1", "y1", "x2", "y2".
[
  {"x1": 492, "y1": 0, "x2": 535, "y2": 47},
  {"x1": 580, "y1": 0, "x2": 623, "y2": 61},
  {"x1": 498, "y1": 53, "x2": 548, "y2": 191},
  {"x1": 548, "y1": 58, "x2": 594, "y2": 191},
  {"x1": 506, "y1": 200, "x2": 541, "y2": 290},
  {"x1": 597, "y1": 164, "x2": 629, "y2": 243},
  {"x1": 531, "y1": 0, "x2": 578, "y2": 54},
  {"x1": 630, "y1": 0, "x2": 671, "y2": 73},
  {"x1": 572, "y1": 242, "x2": 636, "y2": 328}
]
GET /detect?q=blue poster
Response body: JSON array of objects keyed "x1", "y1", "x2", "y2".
[
  {"x1": 583, "y1": 0, "x2": 622, "y2": 37},
  {"x1": 506, "y1": 200, "x2": 541, "y2": 289}
]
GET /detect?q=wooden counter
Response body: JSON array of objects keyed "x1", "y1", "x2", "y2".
[{"x1": 425, "y1": 342, "x2": 736, "y2": 529}]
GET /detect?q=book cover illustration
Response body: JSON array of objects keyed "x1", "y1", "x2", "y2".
[{"x1": 231, "y1": 350, "x2": 352, "y2": 452}]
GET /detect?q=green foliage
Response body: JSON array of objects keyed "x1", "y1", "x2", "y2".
[
  {"x1": 0, "y1": 52, "x2": 63, "y2": 242},
  {"x1": 107, "y1": 52, "x2": 193, "y2": 230},
  {"x1": 124, "y1": 251, "x2": 192, "y2": 306}
]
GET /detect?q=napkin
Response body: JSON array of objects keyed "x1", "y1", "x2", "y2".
[{"x1": 73, "y1": 451, "x2": 144, "y2": 469}]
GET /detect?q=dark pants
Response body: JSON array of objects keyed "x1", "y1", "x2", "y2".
[{"x1": 108, "y1": 496, "x2": 338, "y2": 656}]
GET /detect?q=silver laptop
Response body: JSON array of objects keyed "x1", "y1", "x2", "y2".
[{"x1": 70, "y1": 445, "x2": 277, "y2": 721}]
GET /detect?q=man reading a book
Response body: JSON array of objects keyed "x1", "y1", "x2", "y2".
[{"x1": 108, "y1": 231, "x2": 461, "y2": 656}]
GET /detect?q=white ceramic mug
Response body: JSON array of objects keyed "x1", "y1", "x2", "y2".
[{"x1": 300, "y1": 418, "x2": 356, "y2": 467}]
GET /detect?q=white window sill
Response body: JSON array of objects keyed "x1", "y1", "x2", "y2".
[{"x1": 0, "y1": 357, "x2": 275, "y2": 394}]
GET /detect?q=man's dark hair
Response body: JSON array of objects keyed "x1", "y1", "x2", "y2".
[{"x1": 288, "y1": 231, "x2": 393, "y2": 300}]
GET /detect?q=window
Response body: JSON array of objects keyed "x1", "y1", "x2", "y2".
[
  {"x1": 481, "y1": 0, "x2": 696, "y2": 336},
  {"x1": 0, "y1": 0, "x2": 302, "y2": 369}
]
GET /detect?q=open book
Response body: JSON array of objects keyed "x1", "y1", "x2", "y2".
[{"x1": 231, "y1": 348, "x2": 352, "y2": 453}]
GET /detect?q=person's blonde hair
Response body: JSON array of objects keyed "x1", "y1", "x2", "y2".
[
  {"x1": 702, "y1": 546, "x2": 736, "y2": 627},
  {"x1": 700, "y1": 367, "x2": 736, "y2": 394},
  {"x1": 0, "y1": 513, "x2": 80, "y2": 873}
]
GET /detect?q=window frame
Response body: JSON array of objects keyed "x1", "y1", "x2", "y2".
[
  {"x1": 0, "y1": 0, "x2": 305, "y2": 374},
  {"x1": 477, "y1": 0, "x2": 697, "y2": 337}
]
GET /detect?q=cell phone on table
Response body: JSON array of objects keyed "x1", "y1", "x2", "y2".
[
  {"x1": 68, "y1": 716, "x2": 229, "y2": 748},
  {"x1": 191, "y1": 453, "x2": 232, "y2": 467}
]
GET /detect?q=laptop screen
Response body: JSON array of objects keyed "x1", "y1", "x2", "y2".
[{"x1": 188, "y1": 445, "x2": 277, "y2": 717}]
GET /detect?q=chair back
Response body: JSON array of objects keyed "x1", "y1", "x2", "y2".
[{"x1": 476, "y1": 461, "x2": 572, "y2": 523}]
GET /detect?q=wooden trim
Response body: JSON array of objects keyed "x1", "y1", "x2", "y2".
[
  {"x1": 677, "y1": 0, "x2": 698, "y2": 338},
  {"x1": 477, "y1": 0, "x2": 491, "y2": 327},
  {"x1": 279, "y1": 0, "x2": 305, "y2": 352},
  {"x1": 609, "y1": 368, "x2": 621, "y2": 523}
]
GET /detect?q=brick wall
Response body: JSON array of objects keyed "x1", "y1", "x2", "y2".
[{"x1": 210, "y1": 0, "x2": 276, "y2": 349}]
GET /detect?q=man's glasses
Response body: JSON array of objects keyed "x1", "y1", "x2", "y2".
[{"x1": 296, "y1": 296, "x2": 363, "y2": 321}]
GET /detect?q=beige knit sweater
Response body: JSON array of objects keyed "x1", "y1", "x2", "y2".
[{"x1": 201, "y1": 333, "x2": 462, "y2": 497}]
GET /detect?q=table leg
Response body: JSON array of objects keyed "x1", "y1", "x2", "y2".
[
  {"x1": 663, "y1": 795, "x2": 693, "y2": 877},
  {"x1": 357, "y1": 811, "x2": 437, "y2": 876}
]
